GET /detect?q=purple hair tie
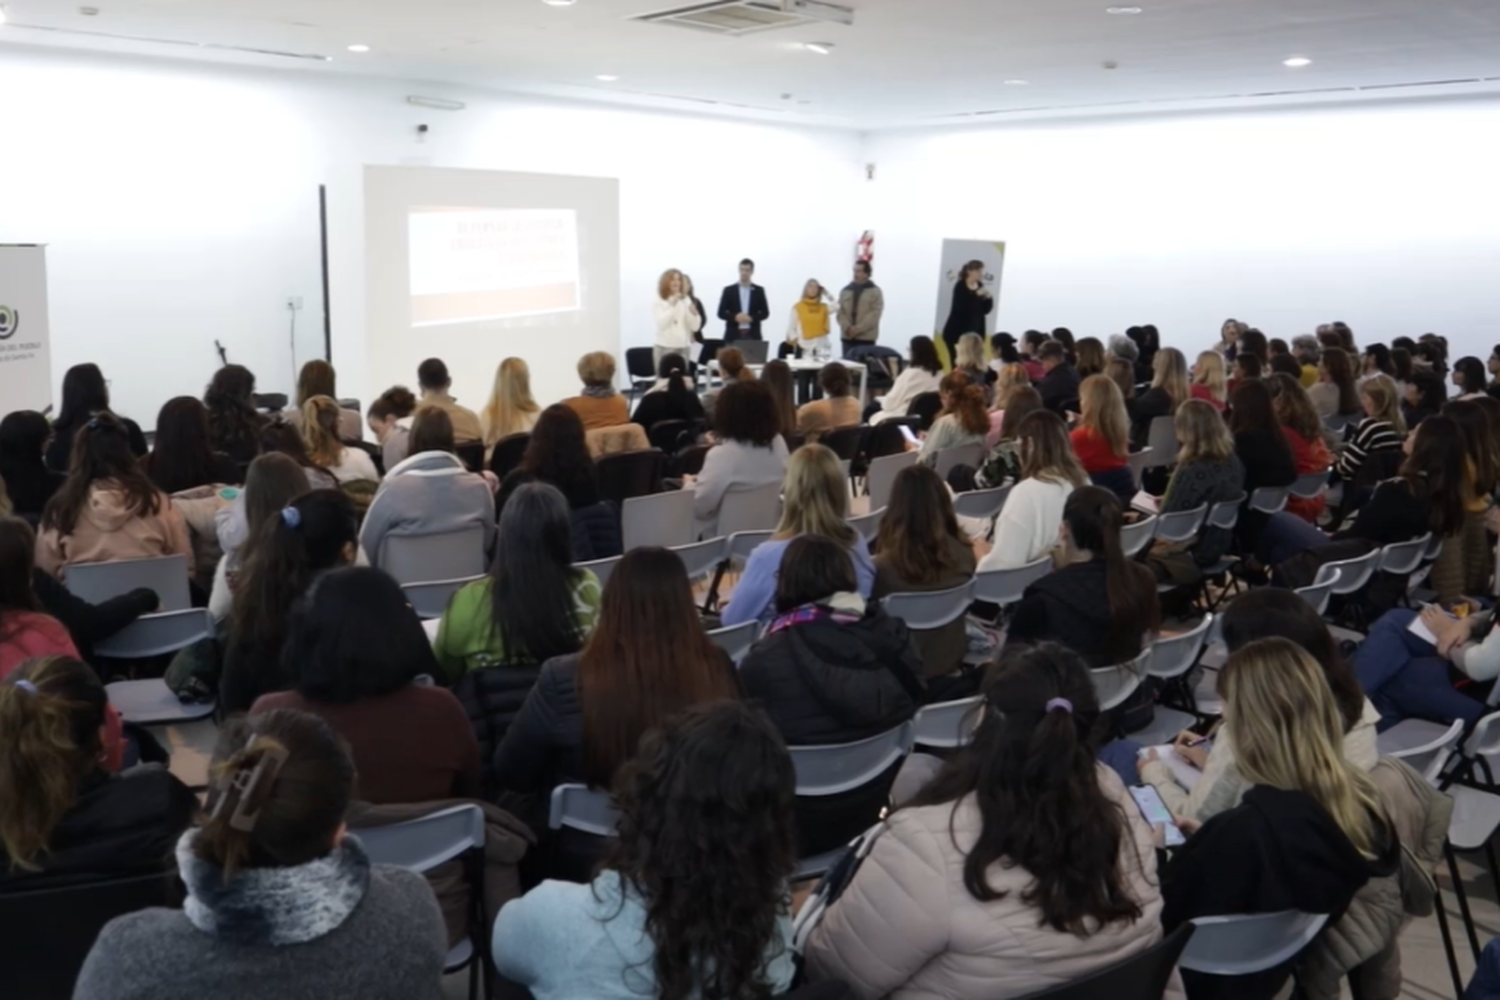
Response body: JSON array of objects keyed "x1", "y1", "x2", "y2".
[
  {"x1": 1045, "y1": 698, "x2": 1073, "y2": 715},
  {"x1": 281, "y1": 506, "x2": 302, "y2": 529}
]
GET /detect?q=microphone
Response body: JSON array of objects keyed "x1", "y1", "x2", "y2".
[{"x1": 214, "y1": 340, "x2": 228, "y2": 365}]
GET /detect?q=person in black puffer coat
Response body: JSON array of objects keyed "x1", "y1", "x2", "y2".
[{"x1": 740, "y1": 535, "x2": 925, "y2": 858}]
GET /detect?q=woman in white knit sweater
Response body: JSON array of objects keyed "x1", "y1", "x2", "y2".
[
  {"x1": 653, "y1": 269, "x2": 703, "y2": 369},
  {"x1": 979, "y1": 410, "x2": 1087, "y2": 571}
]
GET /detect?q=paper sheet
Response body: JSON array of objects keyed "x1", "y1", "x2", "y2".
[{"x1": 1141, "y1": 745, "x2": 1203, "y2": 791}]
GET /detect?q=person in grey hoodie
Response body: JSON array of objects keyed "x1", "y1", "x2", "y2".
[
  {"x1": 73, "y1": 709, "x2": 448, "y2": 1000},
  {"x1": 359, "y1": 406, "x2": 496, "y2": 568}
]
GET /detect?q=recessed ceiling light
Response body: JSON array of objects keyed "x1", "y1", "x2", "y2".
[
  {"x1": 1003, "y1": 79, "x2": 1029, "y2": 85},
  {"x1": 1106, "y1": 6, "x2": 1143, "y2": 14},
  {"x1": 804, "y1": 42, "x2": 834, "y2": 55},
  {"x1": 541, "y1": 0, "x2": 576, "y2": 6},
  {"x1": 1283, "y1": 56, "x2": 1312, "y2": 67},
  {"x1": 347, "y1": 44, "x2": 370, "y2": 53},
  {"x1": 595, "y1": 74, "x2": 619, "y2": 82}
]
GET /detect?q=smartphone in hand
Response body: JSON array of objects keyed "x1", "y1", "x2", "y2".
[{"x1": 1131, "y1": 785, "x2": 1185, "y2": 848}]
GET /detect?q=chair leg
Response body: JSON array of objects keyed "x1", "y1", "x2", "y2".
[
  {"x1": 1432, "y1": 885, "x2": 1467, "y2": 1000},
  {"x1": 703, "y1": 561, "x2": 729, "y2": 614},
  {"x1": 1446, "y1": 844, "x2": 1484, "y2": 961}
]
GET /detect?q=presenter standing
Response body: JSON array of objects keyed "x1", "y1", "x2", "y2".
[
  {"x1": 785, "y1": 280, "x2": 835, "y2": 360},
  {"x1": 653, "y1": 269, "x2": 703, "y2": 368},
  {"x1": 837, "y1": 260, "x2": 885, "y2": 354},
  {"x1": 717, "y1": 258, "x2": 770, "y2": 344},
  {"x1": 941, "y1": 260, "x2": 994, "y2": 363}
]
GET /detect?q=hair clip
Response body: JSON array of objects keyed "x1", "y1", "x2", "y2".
[
  {"x1": 13, "y1": 679, "x2": 37, "y2": 695},
  {"x1": 209, "y1": 737, "x2": 290, "y2": 833},
  {"x1": 1045, "y1": 698, "x2": 1073, "y2": 715},
  {"x1": 281, "y1": 506, "x2": 302, "y2": 529}
]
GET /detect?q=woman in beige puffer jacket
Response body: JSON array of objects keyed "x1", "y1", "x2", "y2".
[{"x1": 805, "y1": 643, "x2": 1183, "y2": 1000}]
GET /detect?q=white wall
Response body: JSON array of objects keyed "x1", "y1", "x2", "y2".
[
  {"x1": 0, "y1": 44, "x2": 863, "y2": 426},
  {"x1": 863, "y1": 97, "x2": 1500, "y2": 363}
]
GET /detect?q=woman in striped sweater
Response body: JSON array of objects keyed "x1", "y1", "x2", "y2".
[{"x1": 1335, "y1": 374, "x2": 1407, "y2": 483}]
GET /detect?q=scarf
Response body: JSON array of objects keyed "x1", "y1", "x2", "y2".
[
  {"x1": 845, "y1": 280, "x2": 870, "y2": 316},
  {"x1": 794, "y1": 299, "x2": 830, "y2": 340},
  {"x1": 581, "y1": 384, "x2": 618, "y2": 400},
  {"x1": 177, "y1": 829, "x2": 371, "y2": 947},
  {"x1": 768, "y1": 591, "x2": 866, "y2": 635}
]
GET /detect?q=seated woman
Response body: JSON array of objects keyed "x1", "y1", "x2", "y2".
[
  {"x1": 46, "y1": 363, "x2": 148, "y2": 472},
  {"x1": 435, "y1": 484, "x2": 601, "y2": 770},
  {"x1": 975, "y1": 385, "x2": 1042, "y2": 489},
  {"x1": 984, "y1": 362, "x2": 1032, "y2": 449},
  {"x1": 366, "y1": 386, "x2": 417, "y2": 473},
  {"x1": 1162, "y1": 638, "x2": 1398, "y2": 1000},
  {"x1": 253, "y1": 567, "x2": 480, "y2": 805},
  {"x1": 980, "y1": 410, "x2": 1088, "y2": 570},
  {"x1": 1145, "y1": 400, "x2": 1245, "y2": 587},
  {"x1": 746, "y1": 535, "x2": 923, "y2": 743},
  {"x1": 74, "y1": 709, "x2": 448, "y2": 1000},
  {"x1": 872, "y1": 465, "x2": 977, "y2": 681},
  {"x1": 259, "y1": 420, "x2": 338, "y2": 490},
  {"x1": 1355, "y1": 601, "x2": 1500, "y2": 732},
  {"x1": 796, "y1": 362, "x2": 862, "y2": 442},
  {"x1": 700, "y1": 346, "x2": 754, "y2": 422},
  {"x1": 300, "y1": 395, "x2": 379, "y2": 484},
  {"x1": 806, "y1": 643, "x2": 1174, "y2": 1000},
  {"x1": 494, "y1": 701, "x2": 796, "y2": 1000},
  {"x1": 1069, "y1": 375, "x2": 1134, "y2": 502},
  {"x1": 1141, "y1": 587, "x2": 1378, "y2": 821},
  {"x1": 562, "y1": 351, "x2": 630, "y2": 431},
  {"x1": 917, "y1": 371, "x2": 989, "y2": 469},
  {"x1": 202, "y1": 364, "x2": 266, "y2": 468},
  {"x1": 500, "y1": 404, "x2": 599, "y2": 511},
  {"x1": 953, "y1": 333, "x2": 994, "y2": 404},
  {"x1": 1008, "y1": 486, "x2": 1159, "y2": 668},
  {"x1": 1433, "y1": 399, "x2": 1498, "y2": 604},
  {"x1": 868, "y1": 336, "x2": 944, "y2": 425},
  {"x1": 721, "y1": 444, "x2": 874, "y2": 627},
  {"x1": 1403, "y1": 371, "x2": 1446, "y2": 429},
  {"x1": 360, "y1": 406, "x2": 495, "y2": 567},
  {"x1": 209, "y1": 453, "x2": 310, "y2": 622},
  {"x1": 1334, "y1": 374, "x2": 1406, "y2": 485},
  {"x1": 493, "y1": 547, "x2": 737, "y2": 827},
  {"x1": 1229, "y1": 379, "x2": 1297, "y2": 554},
  {"x1": 631, "y1": 352, "x2": 704, "y2": 434},
  {"x1": 691, "y1": 380, "x2": 790, "y2": 539},
  {"x1": 219, "y1": 490, "x2": 359, "y2": 715},
  {"x1": 1454, "y1": 356, "x2": 1489, "y2": 401},
  {"x1": 1190, "y1": 351, "x2": 1228, "y2": 412},
  {"x1": 0, "y1": 656, "x2": 196, "y2": 892},
  {"x1": 1269, "y1": 373, "x2": 1333, "y2": 523},
  {"x1": 282, "y1": 359, "x2": 363, "y2": 441},
  {"x1": 141, "y1": 397, "x2": 241, "y2": 494},
  {"x1": 0, "y1": 518, "x2": 81, "y2": 677},
  {"x1": 479, "y1": 357, "x2": 542, "y2": 456},
  {"x1": 35, "y1": 414, "x2": 192, "y2": 580},
  {"x1": 1126, "y1": 346, "x2": 1189, "y2": 448},
  {"x1": 1309, "y1": 347, "x2": 1362, "y2": 422},
  {"x1": 0, "y1": 411, "x2": 66, "y2": 520},
  {"x1": 760, "y1": 359, "x2": 799, "y2": 439}
]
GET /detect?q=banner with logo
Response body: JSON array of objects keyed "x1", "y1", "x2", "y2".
[
  {"x1": 933, "y1": 238, "x2": 1006, "y2": 341},
  {"x1": 0, "y1": 246, "x2": 52, "y2": 414}
]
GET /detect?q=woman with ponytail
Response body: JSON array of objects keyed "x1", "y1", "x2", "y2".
[
  {"x1": 1007, "y1": 486, "x2": 1160, "y2": 667},
  {"x1": 806, "y1": 642, "x2": 1174, "y2": 999},
  {"x1": 0, "y1": 656, "x2": 195, "y2": 892},
  {"x1": 74, "y1": 709, "x2": 447, "y2": 999},
  {"x1": 219, "y1": 490, "x2": 358, "y2": 715},
  {"x1": 298, "y1": 395, "x2": 378, "y2": 484}
]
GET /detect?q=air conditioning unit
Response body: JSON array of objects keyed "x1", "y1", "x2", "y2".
[{"x1": 632, "y1": 0, "x2": 852, "y2": 35}]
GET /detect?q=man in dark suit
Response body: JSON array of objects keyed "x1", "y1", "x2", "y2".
[
  {"x1": 1035, "y1": 338, "x2": 1081, "y2": 415},
  {"x1": 716, "y1": 258, "x2": 770, "y2": 343}
]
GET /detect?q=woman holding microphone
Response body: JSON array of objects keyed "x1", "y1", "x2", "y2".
[
  {"x1": 654, "y1": 269, "x2": 703, "y2": 368},
  {"x1": 941, "y1": 260, "x2": 994, "y2": 364}
]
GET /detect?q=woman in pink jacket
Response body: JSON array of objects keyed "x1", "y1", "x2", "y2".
[{"x1": 805, "y1": 642, "x2": 1180, "y2": 1000}]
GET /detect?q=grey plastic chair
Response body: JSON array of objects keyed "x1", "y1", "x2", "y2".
[
  {"x1": 1379, "y1": 533, "x2": 1433, "y2": 576},
  {"x1": 1290, "y1": 469, "x2": 1332, "y2": 500},
  {"x1": 707, "y1": 619, "x2": 761, "y2": 664},
  {"x1": 1145, "y1": 416, "x2": 1178, "y2": 468},
  {"x1": 973, "y1": 556, "x2": 1051, "y2": 608},
  {"x1": 867, "y1": 451, "x2": 919, "y2": 512},
  {"x1": 548, "y1": 784, "x2": 619, "y2": 836},
  {"x1": 1378, "y1": 718, "x2": 1464, "y2": 785},
  {"x1": 1153, "y1": 503, "x2": 1208, "y2": 544},
  {"x1": 1206, "y1": 494, "x2": 1246, "y2": 531},
  {"x1": 68, "y1": 556, "x2": 214, "y2": 671},
  {"x1": 1126, "y1": 447, "x2": 1155, "y2": 488},
  {"x1": 381, "y1": 525, "x2": 487, "y2": 585},
  {"x1": 575, "y1": 554, "x2": 622, "y2": 589},
  {"x1": 953, "y1": 486, "x2": 1010, "y2": 520},
  {"x1": 790, "y1": 721, "x2": 916, "y2": 878},
  {"x1": 1089, "y1": 650, "x2": 1150, "y2": 712},
  {"x1": 912, "y1": 695, "x2": 984, "y2": 749},
  {"x1": 932, "y1": 441, "x2": 985, "y2": 481},
  {"x1": 1120, "y1": 515, "x2": 1158, "y2": 557},
  {"x1": 725, "y1": 529, "x2": 773, "y2": 567},
  {"x1": 1293, "y1": 576, "x2": 1338, "y2": 616},
  {"x1": 847, "y1": 507, "x2": 886, "y2": 541},
  {"x1": 402, "y1": 575, "x2": 482, "y2": 620},
  {"x1": 669, "y1": 536, "x2": 726, "y2": 581},
  {"x1": 716, "y1": 481, "x2": 782, "y2": 537},
  {"x1": 1180, "y1": 910, "x2": 1331, "y2": 976},
  {"x1": 106, "y1": 677, "x2": 216, "y2": 725},
  {"x1": 1248, "y1": 486, "x2": 1290, "y2": 514},
  {"x1": 1130, "y1": 617, "x2": 1215, "y2": 745},
  {"x1": 1323, "y1": 548, "x2": 1382, "y2": 596},
  {"x1": 622, "y1": 490, "x2": 696, "y2": 550},
  {"x1": 881, "y1": 579, "x2": 976, "y2": 630}
]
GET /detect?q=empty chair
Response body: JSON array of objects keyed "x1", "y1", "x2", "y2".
[
  {"x1": 881, "y1": 579, "x2": 975, "y2": 632},
  {"x1": 1120, "y1": 515, "x2": 1157, "y2": 558},
  {"x1": 952, "y1": 486, "x2": 1010, "y2": 520},
  {"x1": 1126, "y1": 446, "x2": 1156, "y2": 488},
  {"x1": 716, "y1": 480, "x2": 783, "y2": 536},
  {"x1": 1294, "y1": 570, "x2": 1339, "y2": 616},
  {"x1": 488, "y1": 432, "x2": 531, "y2": 479},
  {"x1": 911, "y1": 695, "x2": 984, "y2": 749},
  {"x1": 789, "y1": 721, "x2": 915, "y2": 877},
  {"x1": 1376, "y1": 717, "x2": 1464, "y2": 785},
  {"x1": 1180, "y1": 911, "x2": 1330, "y2": 977},
  {"x1": 1323, "y1": 548, "x2": 1382, "y2": 599},
  {"x1": 932, "y1": 442, "x2": 985, "y2": 482},
  {"x1": 66, "y1": 555, "x2": 214, "y2": 666},
  {"x1": 623, "y1": 346, "x2": 655, "y2": 400},
  {"x1": 622, "y1": 490, "x2": 696, "y2": 550},
  {"x1": 972, "y1": 556, "x2": 1052, "y2": 611},
  {"x1": 594, "y1": 448, "x2": 666, "y2": 506},
  {"x1": 707, "y1": 619, "x2": 760, "y2": 664},
  {"x1": 402, "y1": 575, "x2": 483, "y2": 620},
  {"x1": 646, "y1": 418, "x2": 697, "y2": 454},
  {"x1": 820, "y1": 425, "x2": 867, "y2": 462},
  {"x1": 847, "y1": 507, "x2": 885, "y2": 541},
  {"x1": 867, "y1": 451, "x2": 919, "y2": 512}
]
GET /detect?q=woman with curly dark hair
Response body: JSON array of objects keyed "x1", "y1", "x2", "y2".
[
  {"x1": 493, "y1": 700, "x2": 797, "y2": 1000},
  {"x1": 202, "y1": 364, "x2": 266, "y2": 467}
]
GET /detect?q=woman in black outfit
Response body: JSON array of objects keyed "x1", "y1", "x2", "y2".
[
  {"x1": 0, "y1": 411, "x2": 66, "y2": 519},
  {"x1": 140, "y1": 397, "x2": 241, "y2": 494},
  {"x1": 630, "y1": 353, "x2": 705, "y2": 433},
  {"x1": 46, "y1": 364, "x2": 148, "y2": 472},
  {"x1": 940, "y1": 260, "x2": 993, "y2": 362},
  {"x1": 498, "y1": 404, "x2": 599, "y2": 513},
  {"x1": 1229, "y1": 379, "x2": 1296, "y2": 553},
  {"x1": 202, "y1": 364, "x2": 266, "y2": 467}
]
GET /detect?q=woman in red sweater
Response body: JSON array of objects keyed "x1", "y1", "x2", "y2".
[
  {"x1": 0, "y1": 517, "x2": 79, "y2": 680},
  {"x1": 1070, "y1": 375, "x2": 1133, "y2": 502},
  {"x1": 1270, "y1": 374, "x2": 1332, "y2": 523}
]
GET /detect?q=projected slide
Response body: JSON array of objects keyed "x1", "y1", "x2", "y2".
[{"x1": 408, "y1": 208, "x2": 581, "y2": 327}]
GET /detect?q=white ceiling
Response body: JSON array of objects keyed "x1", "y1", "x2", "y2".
[{"x1": 4, "y1": 0, "x2": 1499, "y2": 128}]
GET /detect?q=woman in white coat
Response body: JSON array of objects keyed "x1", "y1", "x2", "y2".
[
  {"x1": 653, "y1": 269, "x2": 703, "y2": 369},
  {"x1": 869, "y1": 336, "x2": 944, "y2": 425},
  {"x1": 979, "y1": 410, "x2": 1087, "y2": 570}
]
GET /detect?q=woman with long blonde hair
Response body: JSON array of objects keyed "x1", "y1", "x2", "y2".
[
  {"x1": 980, "y1": 410, "x2": 1087, "y2": 571},
  {"x1": 1163, "y1": 638, "x2": 1397, "y2": 964},
  {"x1": 987, "y1": 362, "x2": 1031, "y2": 448},
  {"x1": 1335, "y1": 374, "x2": 1406, "y2": 483},
  {"x1": 1069, "y1": 375, "x2": 1131, "y2": 500},
  {"x1": 1126, "y1": 347, "x2": 1190, "y2": 447},
  {"x1": 300, "y1": 396, "x2": 379, "y2": 483},
  {"x1": 479, "y1": 357, "x2": 541, "y2": 451},
  {"x1": 720, "y1": 444, "x2": 871, "y2": 626},
  {"x1": 1191, "y1": 351, "x2": 1228, "y2": 411}
]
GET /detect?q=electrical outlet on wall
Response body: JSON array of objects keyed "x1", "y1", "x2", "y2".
[{"x1": 286, "y1": 296, "x2": 304, "y2": 311}]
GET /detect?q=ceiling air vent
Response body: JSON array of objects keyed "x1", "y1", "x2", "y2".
[{"x1": 632, "y1": 0, "x2": 851, "y2": 36}]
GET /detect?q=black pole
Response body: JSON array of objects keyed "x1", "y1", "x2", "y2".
[{"x1": 319, "y1": 184, "x2": 332, "y2": 361}]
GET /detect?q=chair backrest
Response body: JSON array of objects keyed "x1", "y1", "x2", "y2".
[
  {"x1": 717, "y1": 480, "x2": 783, "y2": 536},
  {"x1": 881, "y1": 579, "x2": 976, "y2": 631},
  {"x1": 820, "y1": 425, "x2": 867, "y2": 462},
  {"x1": 933, "y1": 441, "x2": 986, "y2": 481},
  {"x1": 1145, "y1": 415, "x2": 1178, "y2": 465},
  {"x1": 1379, "y1": 533, "x2": 1433, "y2": 575},
  {"x1": 1089, "y1": 649, "x2": 1150, "y2": 712},
  {"x1": 1290, "y1": 469, "x2": 1331, "y2": 500},
  {"x1": 1248, "y1": 486, "x2": 1290, "y2": 514},
  {"x1": 0, "y1": 870, "x2": 178, "y2": 999},
  {"x1": 953, "y1": 485, "x2": 1010, "y2": 521},
  {"x1": 912, "y1": 695, "x2": 984, "y2": 749},
  {"x1": 1014, "y1": 923, "x2": 1195, "y2": 1000},
  {"x1": 94, "y1": 609, "x2": 215, "y2": 661},
  {"x1": 707, "y1": 619, "x2": 761, "y2": 664},
  {"x1": 488, "y1": 432, "x2": 531, "y2": 479},
  {"x1": 669, "y1": 536, "x2": 726, "y2": 581},
  {"x1": 549, "y1": 784, "x2": 620, "y2": 836},
  {"x1": 725, "y1": 529, "x2": 774, "y2": 566},
  {"x1": 381, "y1": 525, "x2": 487, "y2": 585},
  {"x1": 575, "y1": 553, "x2": 622, "y2": 589},
  {"x1": 1293, "y1": 578, "x2": 1338, "y2": 616},
  {"x1": 790, "y1": 721, "x2": 916, "y2": 797},
  {"x1": 647, "y1": 419, "x2": 696, "y2": 453},
  {"x1": 1153, "y1": 503, "x2": 1208, "y2": 544},
  {"x1": 1465, "y1": 710, "x2": 1500, "y2": 756},
  {"x1": 908, "y1": 391, "x2": 943, "y2": 430},
  {"x1": 1126, "y1": 447, "x2": 1155, "y2": 487},
  {"x1": 402, "y1": 576, "x2": 482, "y2": 620},
  {"x1": 1207, "y1": 494, "x2": 1247, "y2": 531},
  {"x1": 1322, "y1": 548, "x2": 1382, "y2": 596},
  {"x1": 1180, "y1": 910, "x2": 1331, "y2": 976},
  {"x1": 625, "y1": 346, "x2": 656, "y2": 380},
  {"x1": 1120, "y1": 515, "x2": 1158, "y2": 557},
  {"x1": 66, "y1": 555, "x2": 191, "y2": 611},
  {"x1": 867, "y1": 451, "x2": 919, "y2": 512},
  {"x1": 622, "y1": 490, "x2": 697, "y2": 550},
  {"x1": 847, "y1": 507, "x2": 885, "y2": 541},
  {"x1": 1148, "y1": 615, "x2": 1214, "y2": 680},
  {"x1": 973, "y1": 556, "x2": 1052, "y2": 606},
  {"x1": 356, "y1": 804, "x2": 485, "y2": 873},
  {"x1": 1385, "y1": 718, "x2": 1464, "y2": 785},
  {"x1": 595, "y1": 448, "x2": 666, "y2": 506}
]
